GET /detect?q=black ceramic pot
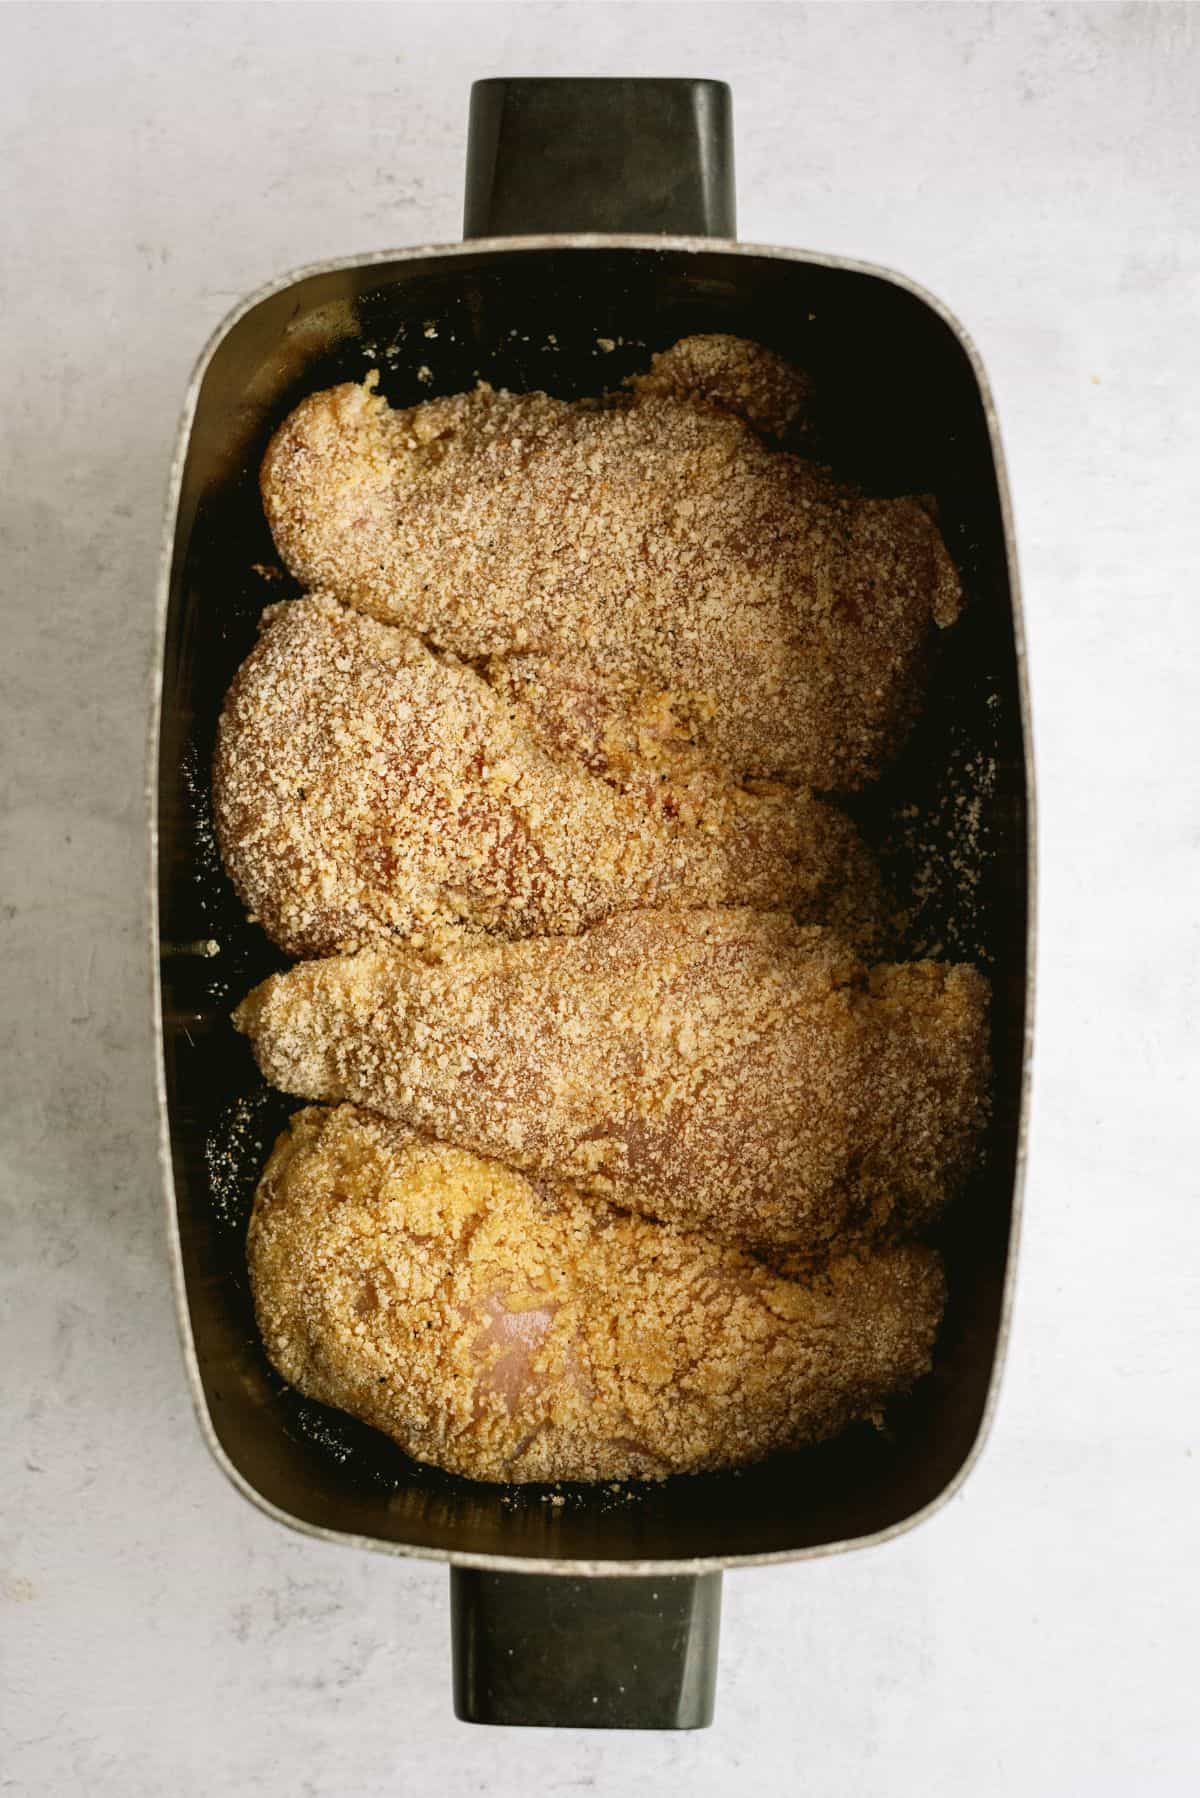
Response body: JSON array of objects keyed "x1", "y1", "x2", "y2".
[{"x1": 152, "y1": 77, "x2": 1034, "y2": 1730}]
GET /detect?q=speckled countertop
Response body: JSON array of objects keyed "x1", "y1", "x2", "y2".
[{"x1": 2, "y1": 5, "x2": 1198, "y2": 1792}]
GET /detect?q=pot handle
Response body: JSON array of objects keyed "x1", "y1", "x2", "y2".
[
  {"x1": 450, "y1": 1566, "x2": 722, "y2": 1729},
  {"x1": 462, "y1": 76, "x2": 735, "y2": 238}
]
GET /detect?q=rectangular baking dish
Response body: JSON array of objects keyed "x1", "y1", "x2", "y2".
[{"x1": 152, "y1": 77, "x2": 1034, "y2": 1728}]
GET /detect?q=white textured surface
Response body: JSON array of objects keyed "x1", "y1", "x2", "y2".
[{"x1": 2, "y1": 4, "x2": 1198, "y2": 1791}]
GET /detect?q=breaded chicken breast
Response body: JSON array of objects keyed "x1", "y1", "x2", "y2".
[
  {"x1": 247, "y1": 1104, "x2": 947, "y2": 1483},
  {"x1": 213, "y1": 595, "x2": 883, "y2": 959},
  {"x1": 259, "y1": 336, "x2": 961, "y2": 792},
  {"x1": 235, "y1": 910, "x2": 989, "y2": 1252}
]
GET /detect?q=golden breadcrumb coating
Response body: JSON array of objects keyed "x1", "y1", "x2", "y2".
[
  {"x1": 247, "y1": 1104, "x2": 947, "y2": 1483},
  {"x1": 212, "y1": 594, "x2": 883, "y2": 959},
  {"x1": 259, "y1": 335, "x2": 961, "y2": 792},
  {"x1": 235, "y1": 910, "x2": 990, "y2": 1252},
  {"x1": 626, "y1": 333, "x2": 817, "y2": 442}
]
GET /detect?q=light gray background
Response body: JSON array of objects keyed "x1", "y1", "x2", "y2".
[{"x1": 2, "y1": 3, "x2": 1197, "y2": 1792}]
